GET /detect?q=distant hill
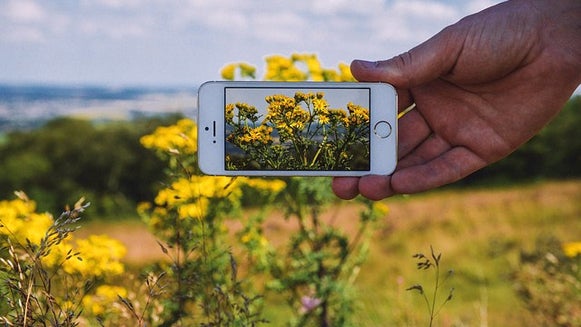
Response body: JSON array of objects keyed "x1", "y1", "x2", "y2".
[{"x1": 0, "y1": 84, "x2": 197, "y2": 132}]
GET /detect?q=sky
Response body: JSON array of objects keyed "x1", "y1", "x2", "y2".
[{"x1": 1, "y1": 0, "x2": 504, "y2": 87}]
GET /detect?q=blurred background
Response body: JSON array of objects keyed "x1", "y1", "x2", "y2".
[{"x1": 1, "y1": 1, "x2": 580, "y2": 326}]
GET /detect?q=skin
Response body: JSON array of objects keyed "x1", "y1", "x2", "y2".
[{"x1": 332, "y1": 0, "x2": 581, "y2": 200}]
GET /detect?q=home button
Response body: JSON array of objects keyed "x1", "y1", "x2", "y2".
[{"x1": 374, "y1": 121, "x2": 392, "y2": 138}]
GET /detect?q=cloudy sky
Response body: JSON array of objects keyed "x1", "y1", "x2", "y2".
[{"x1": 0, "y1": 0, "x2": 502, "y2": 87}]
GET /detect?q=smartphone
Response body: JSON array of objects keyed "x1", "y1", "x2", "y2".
[{"x1": 197, "y1": 81, "x2": 397, "y2": 176}]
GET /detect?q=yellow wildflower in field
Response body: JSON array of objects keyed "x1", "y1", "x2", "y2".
[
  {"x1": 61, "y1": 235, "x2": 127, "y2": 277},
  {"x1": 82, "y1": 285, "x2": 128, "y2": 316},
  {"x1": 372, "y1": 202, "x2": 390, "y2": 217},
  {"x1": 241, "y1": 178, "x2": 286, "y2": 194},
  {"x1": 0, "y1": 197, "x2": 54, "y2": 245},
  {"x1": 264, "y1": 54, "x2": 308, "y2": 81},
  {"x1": 562, "y1": 241, "x2": 581, "y2": 258},
  {"x1": 222, "y1": 53, "x2": 354, "y2": 84},
  {"x1": 140, "y1": 118, "x2": 197, "y2": 154},
  {"x1": 221, "y1": 62, "x2": 256, "y2": 80},
  {"x1": 338, "y1": 62, "x2": 355, "y2": 81},
  {"x1": 221, "y1": 63, "x2": 236, "y2": 80},
  {"x1": 154, "y1": 175, "x2": 243, "y2": 219}
]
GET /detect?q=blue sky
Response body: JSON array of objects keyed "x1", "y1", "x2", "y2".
[{"x1": 1, "y1": 0, "x2": 504, "y2": 87}]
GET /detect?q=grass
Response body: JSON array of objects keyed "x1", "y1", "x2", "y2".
[{"x1": 78, "y1": 179, "x2": 581, "y2": 326}]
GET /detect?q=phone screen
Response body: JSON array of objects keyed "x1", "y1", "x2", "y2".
[{"x1": 224, "y1": 87, "x2": 371, "y2": 171}]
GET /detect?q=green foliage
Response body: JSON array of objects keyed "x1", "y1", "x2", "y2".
[
  {"x1": 240, "y1": 177, "x2": 385, "y2": 327},
  {"x1": 0, "y1": 115, "x2": 182, "y2": 216}
]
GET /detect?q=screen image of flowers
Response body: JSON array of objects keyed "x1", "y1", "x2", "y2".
[{"x1": 225, "y1": 88, "x2": 371, "y2": 171}]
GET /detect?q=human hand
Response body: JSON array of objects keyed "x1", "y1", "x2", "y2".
[{"x1": 333, "y1": 0, "x2": 581, "y2": 200}]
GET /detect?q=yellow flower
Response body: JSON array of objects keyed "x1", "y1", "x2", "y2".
[
  {"x1": 221, "y1": 63, "x2": 236, "y2": 80},
  {"x1": 372, "y1": 202, "x2": 390, "y2": 216},
  {"x1": 243, "y1": 178, "x2": 286, "y2": 194},
  {"x1": 0, "y1": 197, "x2": 54, "y2": 245},
  {"x1": 178, "y1": 199, "x2": 209, "y2": 219},
  {"x1": 226, "y1": 103, "x2": 235, "y2": 123},
  {"x1": 264, "y1": 54, "x2": 308, "y2": 81},
  {"x1": 221, "y1": 62, "x2": 257, "y2": 80},
  {"x1": 562, "y1": 241, "x2": 581, "y2": 258},
  {"x1": 152, "y1": 175, "x2": 243, "y2": 220},
  {"x1": 62, "y1": 235, "x2": 127, "y2": 278},
  {"x1": 82, "y1": 285, "x2": 128, "y2": 316},
  {"x1": 140, "y1": 119, "x2": 198, "y2": 154},
  {"x1": 338, "y1": 62, "x2": 355, "y2": 81}
]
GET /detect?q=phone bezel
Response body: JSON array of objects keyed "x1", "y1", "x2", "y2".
[{"x1": 197, "y1": 81, "x2": 397, "y2": 176}]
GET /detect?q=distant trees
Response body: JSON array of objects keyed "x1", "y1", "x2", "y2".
[{"x1": 0, "y1": 114, "x2": 183, "y2": 217}]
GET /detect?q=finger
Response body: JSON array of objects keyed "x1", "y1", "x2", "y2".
[
  {"x1": 390, "y1": 146, "x2": 487, "y2": 194},
  {"x1": 331, "y1": 177, "x2": 360, "y2": 200},
  {"x1": 396, "y1": 108, "x2": 432, "y2": 158},
  {"x1": 397, "y1": 134, "x2": 452, "y2": 169},
  {"x1": 358, "y1": 175, "x2": 395, "y2": 200},
  {"x1": 350, "y1": 28, "x2": 462, "y2": 88}
]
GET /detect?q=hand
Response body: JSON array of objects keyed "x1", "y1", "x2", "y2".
[{"x1": 333, "y1": 0, "x2": 581, "y2": 200}]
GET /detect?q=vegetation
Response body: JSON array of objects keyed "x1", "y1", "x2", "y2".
[
  {"x1": 0, "y1": 53, "x2": 579, "y2": 326},
  {"x1": 0, "y1": 115, "x2": 183, "y2": 216}
]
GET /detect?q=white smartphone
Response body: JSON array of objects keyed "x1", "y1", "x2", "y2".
[{"x1": 197, "y1": 81, "x2": 397, "y2": 176}]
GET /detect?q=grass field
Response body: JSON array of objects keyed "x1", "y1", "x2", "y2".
[{"x1": 78, "y1": 180, "x2": 581, "y2": 326}]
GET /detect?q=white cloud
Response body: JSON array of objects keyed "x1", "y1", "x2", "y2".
[
  {"x1": 3, "y1": 0, "x2": 46, "y2": 22},
  {"x1": 0, "y1": 0, "x2": 71, "y2": 43}
]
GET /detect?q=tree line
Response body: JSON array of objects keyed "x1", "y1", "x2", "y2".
[
  {"x1": 0, "y1": 114, "x2": 183, "y2": 217},
  {"x1": 0, "y1": 96, "x2": 579, "y2": 217}
]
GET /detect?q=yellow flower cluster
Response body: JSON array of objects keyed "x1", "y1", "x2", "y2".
[
  {"x1": 154, "y1": 175, "x2": 243, "y2": 219},
  {"x1": 225, "y1": 102, "x2": 260, "y2": 125},
  {"x1": 264, "y1": 94, "x2": 310, "y2": 136},
  {"x1": 221, "y1": 62, "x2": 257, "y2": 80},
  {"x1": 0, "y1": 196, "x2": 53, "y2": 245},
  {"x1": 264, "y1": 54, "x2": 308, "y2": 81},
  {"x1": 82, "y1": 285, "x2": 128, "y2": 316},
  {"x1": 562, "y1": 241, "x2": 581, "y2": 258},
  {"x1": 232, "y1": 125, "x2": 274, "y2": 145},
  {"x1": 263, "y1": 53, "x2": 355, "y2": 82},
  {"x1": 346, "y1": 102, "x2": 370, "y2": 126},
  {"x1": 0, "y1": 194, "x2": 127, "y2": 279},
  {"x1": 140, "y1": 118, "x2": 197, "y2": 154},
  {"x1": 241, "y1": 178, "x2": 286, "y2": 194},
  {"x1": 60, "y1": 235, "x2": 126, "y2": 277}
]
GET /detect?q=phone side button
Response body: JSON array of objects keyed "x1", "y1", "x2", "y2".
[{"x1": 373, "y1": 121, "x2": 392, "y2": 138}]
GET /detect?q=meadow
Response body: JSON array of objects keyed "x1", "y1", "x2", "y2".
[
  {"x1": 77, "y1": 179, "x2": 581, "y2": 326},
  {"x1": 1, "y1": 54, "x2": 579, "y2": 326}
]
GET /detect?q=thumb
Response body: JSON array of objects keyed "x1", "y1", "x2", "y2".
[{"x1": 351, "y1": 29, "x2": 461, "y2": 89}]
